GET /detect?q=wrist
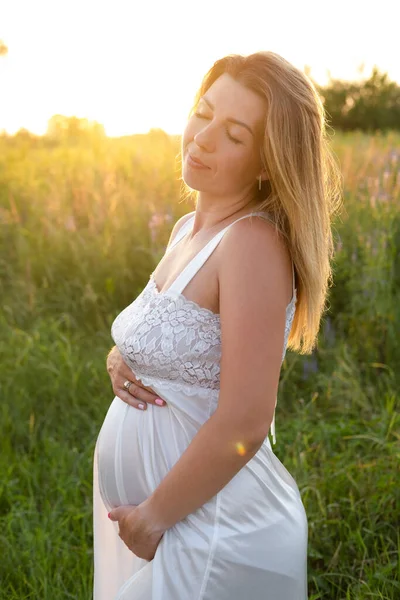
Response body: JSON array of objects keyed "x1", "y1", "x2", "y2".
[{"x1": 139, "y1": 496, "x2": 170, "y2": 534}]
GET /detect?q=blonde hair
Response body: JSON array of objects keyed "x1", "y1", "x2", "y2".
[{"x1": 180, "y1": 51, "x2": 343, "y2": 355}]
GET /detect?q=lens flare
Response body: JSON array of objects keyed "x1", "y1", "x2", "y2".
[{"x1": 235, "y1": 442, "x2": 247, "y2": 456}]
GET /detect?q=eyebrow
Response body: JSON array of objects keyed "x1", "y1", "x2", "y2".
[{"x1": 199, "y1": 96, "x2": 255, "y2": 137}]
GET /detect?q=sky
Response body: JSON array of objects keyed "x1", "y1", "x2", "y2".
[{"x1": 0, "y1": 0, "x2": 399, "y2": 137}]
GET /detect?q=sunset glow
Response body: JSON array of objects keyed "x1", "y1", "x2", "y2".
[{"x1": 1, "y1": 0, "x2": 399, "y2": 137}]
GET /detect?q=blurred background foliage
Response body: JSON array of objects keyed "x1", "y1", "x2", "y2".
[{"x1": 0, "y1": 67, "x2": 399, "y2": 598}]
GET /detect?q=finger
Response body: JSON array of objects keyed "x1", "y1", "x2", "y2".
[
  {"x1": 108, "y1": 508, "x2": 121, "y2": 521},
  {"x1": 124, "y1": 381, "x2": 166, "y2": 409},
  {"x1": 118, "y1": 368, "x2": 166, "y2": 408},
  {"x1": 109, "y1": 505, "x2": 133, "y2": 521},
  {"x1": 115, "y1": 388, "x2": 148, "y2": 410}
]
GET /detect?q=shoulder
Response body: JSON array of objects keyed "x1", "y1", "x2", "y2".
[
  {"x1": 215, "y1": 215, "x2": 293, "y2": 440},
  {"x1": 175, "y1": 210, "x2": 196, "y2": 231},
  {"x1": 218, "y1": 215, "x2": 293, "y2": 310},
  {"x1": 166, "y1": 211, "x2": 195, "y2": 248}
]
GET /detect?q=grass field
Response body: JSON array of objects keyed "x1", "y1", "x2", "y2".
[{"x1": 1, "y1": 130, "x2": 399, "y2": 599}]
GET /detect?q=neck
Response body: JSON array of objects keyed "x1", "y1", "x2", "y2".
[{"x1": 191, "y1": 195, "x2": 262, "y2": 238}]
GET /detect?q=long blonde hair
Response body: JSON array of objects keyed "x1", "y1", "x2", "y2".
[{"x1": 181, "y1": 51, "x2": 343, "y2": 355}]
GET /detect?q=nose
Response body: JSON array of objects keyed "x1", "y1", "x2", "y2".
[{"x1": 193, "y1": 120, "x2": 216, "y2": 150}]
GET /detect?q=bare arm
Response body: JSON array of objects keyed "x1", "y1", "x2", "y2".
[{"x1": 142, "y1": 217, "x2": 292, "y2": 532}]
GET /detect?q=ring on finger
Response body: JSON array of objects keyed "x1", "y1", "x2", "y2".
[{"x1": 123, "y1": 380, "x2": 133, "y2": 391}]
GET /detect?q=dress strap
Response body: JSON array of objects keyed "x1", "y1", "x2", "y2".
[{"x1": 169, "y1": 211, "x2": 274, "y2": 295}]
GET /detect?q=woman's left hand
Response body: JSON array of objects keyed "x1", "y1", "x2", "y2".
[{"x1": 108, "y1": 501, "x2": 167, "y2": 560}]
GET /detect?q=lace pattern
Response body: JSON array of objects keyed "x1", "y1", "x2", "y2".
[{"x1": 111, "y1": 277, "x2": 296, "y2": 394}]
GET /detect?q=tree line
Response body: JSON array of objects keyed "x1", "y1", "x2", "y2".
[{"x1": 313, "y1": 66, "x2": 400, "y2": 132}]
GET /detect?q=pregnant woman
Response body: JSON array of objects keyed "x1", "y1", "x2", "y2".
[{"x1": 93, "y1": 51, "x2": 341, "y2": 599}]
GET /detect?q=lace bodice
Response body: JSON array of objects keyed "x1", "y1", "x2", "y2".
[
  {"x1": 111, "y1": 211, "x2": 297, "y2": 443},
  {"x1": 111, "y1": 276, "x2": 223, "y2": 394}
]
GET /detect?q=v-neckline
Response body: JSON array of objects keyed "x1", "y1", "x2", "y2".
[{"x1": 150, "y1": 214, "x2": 211, "y2": 296}]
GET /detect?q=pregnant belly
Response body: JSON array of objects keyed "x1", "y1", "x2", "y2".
[
  {"x1": 96, "y1": 396, "x2": 149, "y2": 511},
  {"x1": 96, "y1": 395, "x2": 193, "y2": 512}
]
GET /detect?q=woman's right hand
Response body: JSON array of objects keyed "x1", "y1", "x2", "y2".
[{"x1": 106, "y1": 346, "x2": 166, "y2": 411}]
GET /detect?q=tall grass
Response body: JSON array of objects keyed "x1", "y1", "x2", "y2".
[{"x1": 0, "y1": 130, "x2": 399, "y2": 599}]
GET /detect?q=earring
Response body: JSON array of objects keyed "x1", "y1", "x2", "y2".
[{"x1": 258, "y1": 176, "x2": 262, "y2": 191}]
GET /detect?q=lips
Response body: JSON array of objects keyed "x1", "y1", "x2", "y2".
[{"x1": 188, "y1": 152, "x2": 209, "y2": 168}]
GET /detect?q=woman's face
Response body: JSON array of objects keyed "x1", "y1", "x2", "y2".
[{"x1": 181, "y1": 73, "x2": 267, "y2": 199}]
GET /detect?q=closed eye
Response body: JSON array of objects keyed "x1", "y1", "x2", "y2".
[{"x1": 194, "y1": 112, "x2": 242, "y2": 145}]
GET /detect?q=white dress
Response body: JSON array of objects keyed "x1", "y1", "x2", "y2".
[{"x1": 93, "y1": 211, "x2": 308, "y2": 600}]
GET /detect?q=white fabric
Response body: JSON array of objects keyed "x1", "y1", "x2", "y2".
[{"x1": 93, "y1": 211, "x2": 308, "y2": 599}]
